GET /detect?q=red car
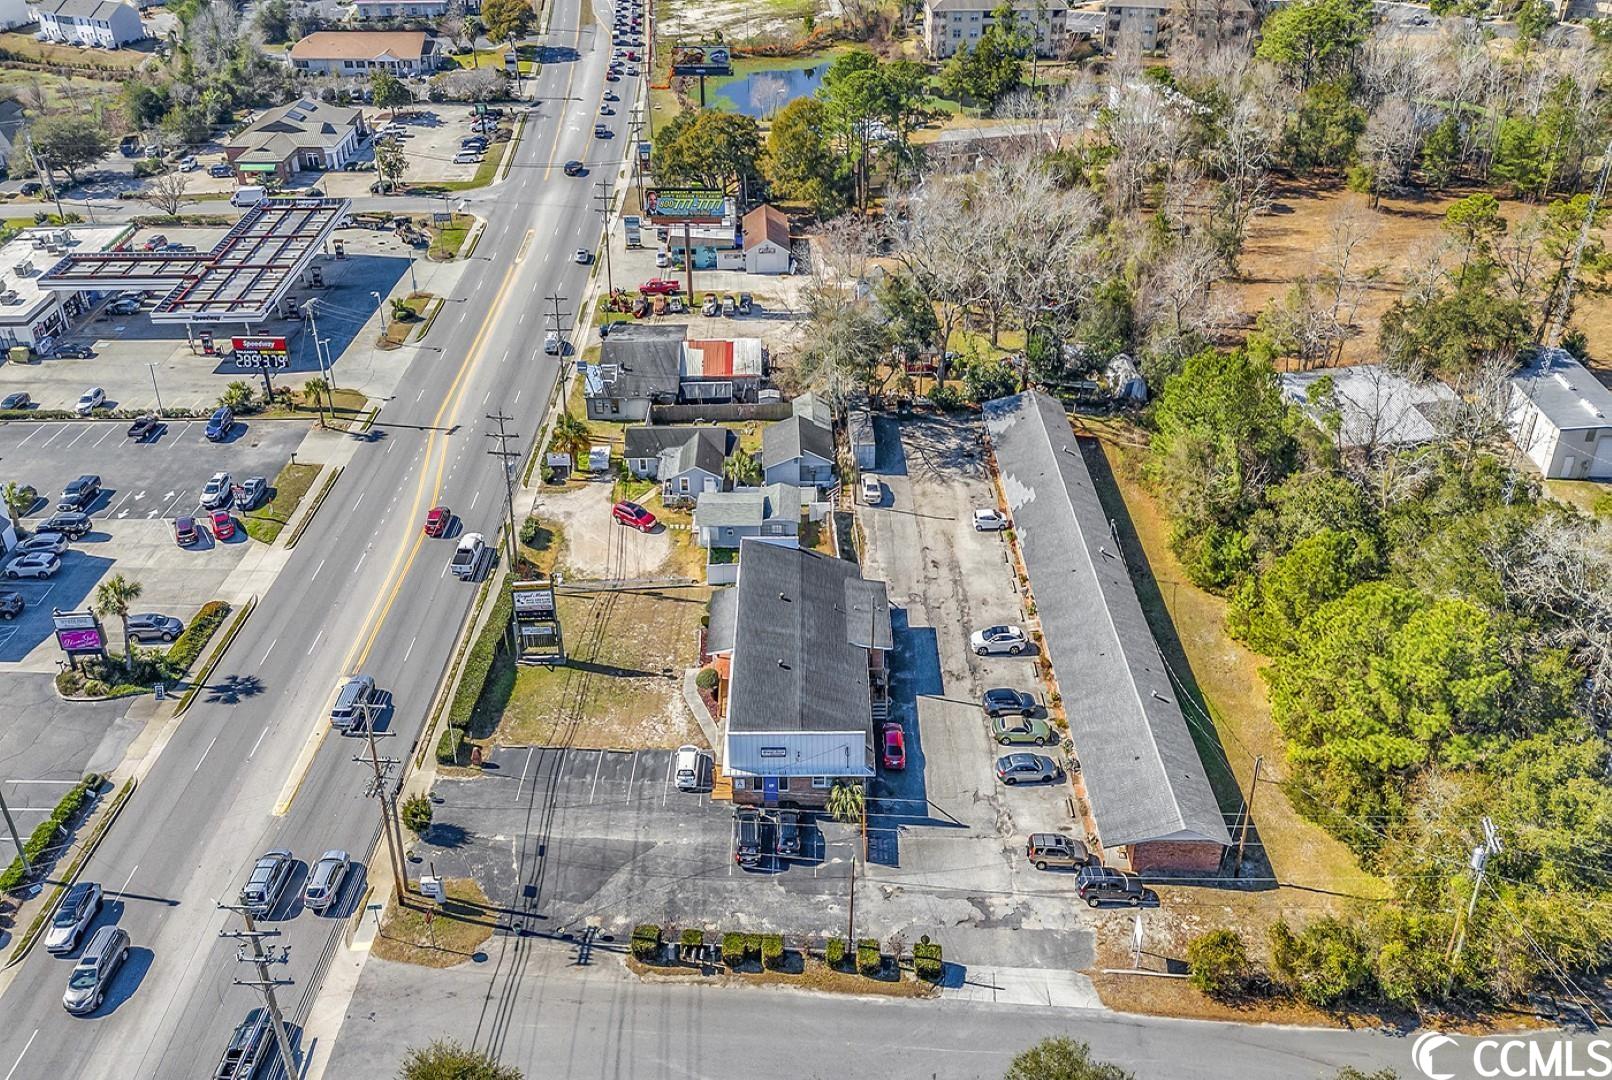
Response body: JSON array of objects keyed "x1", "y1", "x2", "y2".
[
  {"x1": 638, "y1": 277, "x2": 681, "y2": 295},
  {"x1": 424, "y1": 505, "x2": 451, "y2": 537},
  {"x1": 881, "y1": 722, "x2": 906, "y2": 770},
  {"x1": 612, "y1": 500, "x2": 656, "y2": 532},
  {"x1": 210, "y1": 509, "x2": 235, "y2": 540}
]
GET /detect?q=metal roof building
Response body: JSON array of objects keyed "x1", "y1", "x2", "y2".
[
  {"x1": 1506, "y1": 347, "x2": 1612, "y2": 480},
  {"x1": 984, "y1": 390, "x2": 1231, "y2": 874}
]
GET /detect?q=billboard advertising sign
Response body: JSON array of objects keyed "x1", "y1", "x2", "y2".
[
  {"x1": 669, "y1": 43, "x2": 733, "y2": 77},
  {"x1": 643, "y1": 188, "x2": 725, "y2": 225},
  {"x1": 52, "y1": 609, "x2": 106, "y2": 656}
]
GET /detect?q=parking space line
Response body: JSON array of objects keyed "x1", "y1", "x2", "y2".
[
  {"x1": 108, "y1": 491, "x2": 136, "y2": 516},
  {"x1": 517, "y1": 747, "x2": 533, "y2": 803},
  {"x1": 39, "y1": 426, "x2": 66, "y2": 448},
  {"x1": 662, "y1": 755, "x2": 673, "y2": 806},
  {"x1": 64, "y1": 427, "x2": 93, "y2": 449},
  {"x1": 15, "y1": 424, "x2": 42, "y2": 447},
  {"x1": 92, "y1": 426, "x2": 115, "y2": 448},
  {"x1": 589, "y1": 753, "x2": 604, "y2": 802},
  {"x1": 626, "y1": 753, "x2": 638, "y2": 792},
  {"x1": 513, "y1": 390, "x2": 521, "y2": 406}
]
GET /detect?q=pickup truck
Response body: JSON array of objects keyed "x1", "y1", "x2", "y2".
[{"x1": 451, "y1": 532, "x2": 487, "y2": 580}]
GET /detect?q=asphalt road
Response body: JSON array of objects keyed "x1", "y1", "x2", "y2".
[{"x1": 0, "y1": 0, "x2": 629, "y2": 1074}]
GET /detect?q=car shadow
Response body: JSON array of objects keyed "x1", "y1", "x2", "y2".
[
  {"x1": 96, "y1": 946, "x2": 154, "y2": 1015},
  {"x1": 269, "y1": 861, "x2": 311, "y2": 922}
]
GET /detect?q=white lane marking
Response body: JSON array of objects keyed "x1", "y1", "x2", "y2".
[
  {"x1": 521, "y1": 310, "x2": 529, "y2": 324},
  {"x1": 482, "y1": 390, "x2": 490, "y2": 406},
  {"x1": 259, "y1": 639, "x2": 276, "y2": 666},
  {"x1": 116, "y1": 863, "x2": 138, "y2": 897},
  {"x1": 194, "y1": 735, "x2": 217, "y2": 772},
  {"x1": 306, "y1": 628, "x2": 324, "y2": 655},
  {"x1": 513, "y1": 390, "x2": 521, "y2": 405},
  {"x1": 403, "y1": 634, "x2": 417, "y2": 662},
  {"x1": 468, "y1": 490, "x2": 480, "y2": 511},
  {"x1": 416, "y1": 388, "x2": 425, "y2": 402},
  {"x1": 108, "y1": 491, "x2": 136, "y2": 515},
  {"x1": 310, "y1": 557, "x2": 327, "y2": 581},
  {"x1": 354, "y1": 549, "x2": 366, "y2": 570},
  {"x1": 249, "y1": 726, "x2": 269, "y2": 759},
  {"x1": 352, "y1": 491, "x2": 364, "y2": 510}
]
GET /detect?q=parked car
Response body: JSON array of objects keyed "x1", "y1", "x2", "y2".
[
  {"x1": 201, "y1": 472, "x2": 234, "y2": 510},
  {"x1": 303, "y1": 850, "x2": 351, "y2": 913},
  {"x1": 210, "y1": 510, "x2": 235, "y2": 540},
  {"x1": 860, "y1": 475, "x2": 881, "y2": 506},
  {"x1": 74, "y1": 387, "x2": 106, "y2": 415},
  {"x1": 205, "y1": 405, "x2": 234, "y2": 441},
  {"x1": 734, "y1": 808, "x2": 769, "y2": 868},
  {"x1": 982, "y1": 687, "x2": 1036, "y2": 717},
  {"x1": 1075, "y1": 865, "x2": 1150, "y2": 907},
  {"x1": 638, "y1": 277, "x2": 680, "y2": 295},
  {"x1": 970, "y1": 624, "x2": 1029, "y2": 656},
  {"x1": 738, "y1": 293, "x2": 754, "y2": 315},
  {"x1": 233, "y1": 476, "x2": 268, "y2": 511},
  {"x1": 141, "y1": 233, "x2": 167, "y2": 251},
  {"x1": 208, "y1": 162, "x2": 233, "y2": 178},
  {"x1": 654, "y1": 249, "x2": 671, "y2": 268},
  {"x1": 16, "y1": 531, "x2": 68, "y2": 556},
  {"x1": 106, "y1": 297, "x2": 141, "y2": 315},
  {"x1": 881, "y1": 722, "x2": 906, "y2": 770},
  {"x1": 563, "y1": 159, "x2": 585, "y2": 176},
  {"x1": 701, "y1": 293, "x2": 719, "y2": 316},
  {"x1": 174, "y1": 515, "x2": 199, "y2": 546},
  {"x1": 451, "y1": 150, "x2": 482, "y2": 165},
  {"x1": 126, "y1": 612, "x2": 184, "y2": 643},
  {"x1": 612, "y1": 500, "x2": 656, "y2": 532},
  {"x1": 58, "y1": 474, "x2": 101, "y2": 512},
  {"x1": 993, "y1": 714, "x2": 1054, "y2": 746},
  {"x1": 55, "y1": 343, "x2": 93, "y2": 359},
  {"x1": 0, "y1": 590, "x2": 24, "y2": 619},
  {"x1": 6, "y1": 551, "x2": 60, "y2": 580},
  {"x1": 40, "y1": 511, "x2": 91, "y2": 539},
  {"x1": 776, "y1": 810, "x2": 802, "y2": 858},
  {"x1": 0, "y1": 391, "x2": 30, "y2": 410},
  {"x1": 674, "y1": 744, "x2": 707, "y2": 791},
  {"x1": 995, "y1": 752, "x2": 1060, "y2": 785},
  {"x1": 972, "y1": 508, "x2": 1010, "y2": 531},
  {"x1": 127, "y1": 415, "x2": 162, "y2": 441},
  {"x1": 61, "y1": 925, "x2": 129, "y2": 1015},
  {"x1": 19, "y1": 180, "x2": 42, "y2": 196},
  {"x1": 424, "y1": 506, "x2": 451, "y2": 537},
  {"x1": 44, "y1": 881, "x2": 103, "y2": 954},
  {"x1": 239, "y1": 850, "x2": 294, "y2": 917},
  {"x1": 1026, "y1": 834, "x2": 1095, "y2": 871},
  {"x1": 214, "y1": 1009, "x2": 271, "y2": 1080}
]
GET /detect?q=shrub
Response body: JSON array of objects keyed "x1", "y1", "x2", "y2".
[
  {"x1": 435, "y1": 725, "x2": 464, "y2": 766},
  {"x1": 0, "y1": 777, "x2": 95, "y2": 892},
  {"x1": 132, "y1": 157, "x2": 163, "y2": 178},
  {"x1": 164, "y1": 600, "x2": 231, "y2": 673},
  {"x1": 721, "y1": 931, "x2": 746, "y2": 967},
  {"x1": 218, "y1": 381, "x2": 257, "y2": 414},
  {"x1": 679, "y1": 928, "x2": 704, "y2": 948},
  {"x1": 744, "y1": 933, "x2": 763, "y2": 961},
  {"x1": 1187, "y1": 929, "x2": 1252, "y2": 999},
  {"x1": 695, "y1": 667, "x2": 718, "y2": 692},
  {"x1": 630, "y1": 923, "x2": 661, "y2": 961},
  {"x1": 761, "y1": 933, "x2": 785, "y2": 970},
  {"x1": 912, "y1": 936, "x2": 944, "y2": 981},
  {"x1": 518, "y1": 516, "x2": 550, "y2": 547},
  {"x1": 81, "y1": 772, "x2": 105, "y2": 791},
  {"x1": 448, "y1": 590, "x2": 514, "y2": 730},
  {"x1": 856, "y1": 938, "x2": 882, "y2": 976},
  {"x1": 1269, "y1": 917, "x2": 1373, "y2": 1007},
  {"x1": 401, "y1": 793, "x2": 433, "y2": 835},
  {"x1": 925, "y1": 382, "x2": 963, "y2": 411},
  {"x1": 825, "y1": 937, "x2": 847, "y2": 969}
]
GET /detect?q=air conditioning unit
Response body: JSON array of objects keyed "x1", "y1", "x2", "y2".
[{"x1": 14, "y1": 260, "x2": 34, "y2": 277}]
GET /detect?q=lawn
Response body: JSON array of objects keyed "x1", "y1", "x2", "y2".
[
  {"x1": 442, "y1": 44, "x2": 538, "y2": 74},
  {"x1": 370, "y1": 878, "x2": 495, "y2": 968},
  {"x1": 0, "y1": 32, "x2": 153, "y2": 71},
  {"x1": 241, "y1": 461, "x2": 321, "y2": 544},
  {"x1": 380, "y1": 291, "x2": 435, "y2": 346},
  {"x1": 470, "y1": 586, "x2": 710, "y2": 751},
  {"x1": 427, "y1": 213, "x2": 473, "y2": 259}
]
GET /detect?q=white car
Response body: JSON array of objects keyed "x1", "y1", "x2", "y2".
[
  {"x1": 654, "y1": 249, "x2": 671, "y2": 268},
  {"x1": 200, "y1": 471, "x2": 234, "y2": 510},
  {"x1": 973, "y1": 508, "x2": 1010, "y2": 531},
  {"x1": 674, "y1": 745, "x2": 708, "y2": 791},
  {"x1": 860, "y1": 475, "x2": 881, "y2": 506},
  {"x1": 178, "y1": 155, "x2": 197, "y2": 172},
  {"x1": 574, "y1": 248, "x2": 591, "y2": 264},
  {"x1": 970, "y1": 624, "x2": 1028, "y2": 656},
  {"x1": 75, "y1": 387, "x2": 105, "y2": 415},
  {"x1": 15, "y1": 531, "x2": 68, "y2": 556},
  {"x1": 5, "y1": 551, "x2": 61, "y2": 579},
  {"x1": 452, "y1": 151, "x2": 482, "y2": 164}
]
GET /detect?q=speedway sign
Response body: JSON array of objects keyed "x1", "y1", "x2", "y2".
[{"x1": 231, "y1": 336, "x2": 289, "y2": 369}]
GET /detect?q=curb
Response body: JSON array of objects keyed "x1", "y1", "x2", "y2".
[
  {"x1": 174, "y1": 595, "x2": 257, "y2": 719},
  {"x1": 3, "y1": 778, "x2": 137, "y2": 970},
  {"x1": 285, "y1": 466, "x2": 344, "y2": 550}
]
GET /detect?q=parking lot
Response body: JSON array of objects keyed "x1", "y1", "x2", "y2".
[{"x1": 0, "y1": 417, "x2": 305, "y2": 666}]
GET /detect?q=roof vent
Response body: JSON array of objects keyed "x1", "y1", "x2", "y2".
[
  {"x1": 1583, "y1": 398, "x2": 1606, "y2": 421},
  {"x1": 779, "y1": 592, "x2": 792, "y2": 602},
  {"x1": 1553, "y1": 371, "x2": 1576, "y2": 391}
]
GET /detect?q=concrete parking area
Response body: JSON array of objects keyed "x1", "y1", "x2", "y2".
[{"x1": 0, "y1": 673, "x2": 142, "y2": 833}]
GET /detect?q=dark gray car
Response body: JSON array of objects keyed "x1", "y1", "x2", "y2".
[
  {"x1": 126, "y1": 612, "x2": 184, "y2": 643},
  {"x1": 0, "y1": 590, "x2": 23, "y2": 619},
  {"x1": 38, "y1": 511, "x2": 91, "y2": 539},
  {"x1": 239, "y1": 850, "x2": 294, "y2": 917},
  {"x1": 62, "y1": 925, "x2": 129, "y2": 1015},
  {"x1": 57, "y1": 474, "x2": 101, "y2": 512}
]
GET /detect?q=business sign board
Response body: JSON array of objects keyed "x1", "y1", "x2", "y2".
[
  {"x1": 231, "y1": 335, "x2": 289, "y2": 370},
  {"x1": 643, "y1": 188, "x2": 725, "y2": 225},
  {"x1": 669, "y1": 43, "x2": 732, "y2": 77},
  {"x1": 52, "y1": 609, "x2": 106, "y2": 657}
]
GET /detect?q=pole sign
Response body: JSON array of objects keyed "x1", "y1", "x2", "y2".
[
  {"x1": 231, "y1": 336, "x2": 289, "y2": 370},
  {"x1": 52, "y1": 608, "x2": 106, "y2": 658},
  {"x1": 669, "y1": 43, "x2": 732, "y2": 77},
  {"x1": 643, "y1": 188, "x2": 725, "y2": 225}
]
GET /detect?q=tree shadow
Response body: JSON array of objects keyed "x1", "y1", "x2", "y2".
[{"x1": 205, "y1": 673, "x2": 265, "y2": 705}]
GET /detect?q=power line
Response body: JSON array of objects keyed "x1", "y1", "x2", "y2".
[{"x1": 216, "y1": 904, "x2": 298, "y2": 1080}]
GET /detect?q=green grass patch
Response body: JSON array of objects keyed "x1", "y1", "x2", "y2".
[
  {"x1": 242, "y1": 461, "x2": 321, "y2": 544},
  {"x1": 164, "y1": 600, "x2": 231, "y2": 673},
  {"x1": 428, "y1": 214, "x2": 473, "y2": 259}
]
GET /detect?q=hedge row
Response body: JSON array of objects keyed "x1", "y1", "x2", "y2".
[
  {"x1": 913, "y1": 936, "x2": 944, "y2": 982},
  {"x1": 436, "y1": 589, "x2": 513, "y2": 766},
  {"x1": 164, "y1": 600, "x2": 231, "y2": 673},
  {"x1": 631, "y1": 923, "x2": 662, "y2": 961},
  {"x1": 0, "y1": 775, "x2": 100, "y2": 892}
]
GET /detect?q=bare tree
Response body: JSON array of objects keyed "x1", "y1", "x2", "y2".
[
  {"x1": 139, "y1": 169, "x2": 191, "y2": 216},
  {"x1": 1317, "y1": 202, "x2": 1382, "y2": 364},
  {"x1": 190, "y1": 0, "x2": 244, "y2": 70}
]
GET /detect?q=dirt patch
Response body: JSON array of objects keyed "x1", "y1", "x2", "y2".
[
  {"x1": 370, "y1": 878, "x2": 495, "y2": 968},
  {"x1": 479, "y1": 586, "x2": 709, "y2": 750},
  {"x1": 537, "y1": 481, "x2": 675, "y2": 579}
]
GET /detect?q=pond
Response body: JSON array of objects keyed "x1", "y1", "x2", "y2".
[{"x1": 710, "y1": 61, "x2": 830, "y2": 118}]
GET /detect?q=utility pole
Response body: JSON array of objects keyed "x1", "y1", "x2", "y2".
[
  {"x1": 485, "y1": 412, "x2": 522, "y2": 574},
  {"x1": 217, "y1": 905, "x2": 298, "y2": 1079},
  {"x1": 1232, "y1": 755, "x2": 1262, "y2": 874},
  {"x1": 304, "y1": 298, "x2": 338, "y2": 389},
  {"x1": 0, "y1": 788, "x2": 28, "y2": 874},
  {"x1": 352, "y1": 714, "x2": 407, "y2": 898},
  {"x1": 24, "y1": 134, "x2": 64, "y2": 222},
  {"x1": 628, "y1": 106, "x2": 646, "y2": 206},
  {"x1": 593, "y1": 180, "x2": 616, "y2": 296},
  {"x1": 1447, "y1": 816, "x2": 1502, "y2": 985},
  {"x1": 545, "y1": 291, "x2": 569, "y2": 340}
]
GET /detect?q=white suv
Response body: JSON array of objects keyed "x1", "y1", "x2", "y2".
[{"x1": 970, "y1": 624, "x2": 1028, "y2": 656}]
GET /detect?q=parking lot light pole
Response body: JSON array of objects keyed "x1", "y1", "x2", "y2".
[
  {"x1": 148, "y1": 363, "x2": 164, "y2": 415},
  {"x1": 0, "y1": 789, "x2": 29, "y2": 874},
  {"x1": 371, "y1": 290, "x2": 388, "y2": 334}
]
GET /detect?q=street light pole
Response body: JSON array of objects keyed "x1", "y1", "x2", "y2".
[
  {"x1": 148, "y1": 363, "x2": 164, "y2": 415},
  {"x1": 371, "y1": 290, "x2": 388, "y2": 334},
  {"x1": 0, "y1": 788, "x2": 29, "y2": 875}
]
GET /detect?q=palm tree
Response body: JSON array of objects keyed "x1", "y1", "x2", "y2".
[
  {"x1": 93, "y1": 574, "x2": 142, "y2": 663},
  {"x1": 723, "y1": 450, "x2": 763, "y2": 489},
  {"x1": 550, "y1": 411, "x2": 592, "y2": 468},
  {"x1": 303, "y1": 377, "x2": 330, "y2": 427},
  {"x1": 1, "y1": 480, "x2": 32, "y2": 531},
  {"x1": 826, "y1": 780, "x2": 864, "y2": 825}
]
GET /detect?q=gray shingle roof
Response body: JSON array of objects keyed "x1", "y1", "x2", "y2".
[
  {"x1": 32, "y1": 0, "x2": 134, "y2": 19},
  {"x1": 1509, "y1": 347, "x2": 1612, "y2": 431},
  {"x1": 695, "y1": 483, "x2": 800, "y2": 529},
  {"x1": 662, "y1": 432, "x2": 725, "y2": 479},
  {"x1": 983, "y1": 391, "x2": 1232, "y2": 849},
  {"x1": 726, "y1": 540, "x2": 891, "y2": 734},
  {"x1": 624, "y1": 425, "x2": 731, "y2": 460},
  {"x1": 762, "y1": 414, "x2": 833, "y2": 469},
  {"x1": 594, "y1": 324, "x2": 684, "y2": 402}
]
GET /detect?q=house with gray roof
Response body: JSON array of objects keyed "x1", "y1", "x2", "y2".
[
  {"x1": 1505, "y1": 347, "x2": 1612, "y2": 479},
  {"x1": 984, "y1": 390, "x2": 1232, "y2": 874},
  {"x1": 658, "y1": 431, "x2": 726, "y2": 505},
  {"x1": 1279, "y1": 365, "x2": 1456, "y2": 450},
  {"x1": 623, "y1": 425, "x2": 733, "y2": 479},
  {"x1": 706, "y1": 540, "x2": 891, "y2": 808},
  {"x1": 583, "y1": 324, "x2": 684, "y2": 421},
  {"x1": 694, "y1": 483, "x2": 800, "y2": 549},
  {"x1": 225, "y1": 99, "x2": 365, "y2": 182},
  {"x1": 29, "y1": 0, "x2": 143, "y2": 45},
  {"x1": 762, "y1": 413, "x2": 834, "y2": 489}
]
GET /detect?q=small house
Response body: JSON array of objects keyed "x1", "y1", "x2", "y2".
[
  {"x1": 623, "y1": 425, "x2": 733, "y2": 479},
  {"x1": 1506, "y1": 347, "x2": 1612, "y2": 479},
  {"x1": 584, "y1": 324, "x2": 684, "y2": 421},
  {"x1": 762, "y1": 413, "x2": 835, "y2": 489},
  {"x1": 694, "y1": 483, "x2": 800, "y2": 549},
  {"x1": 741, "y1": 205, "x2": 791, "y2": 275},
  {"x1": 658, "y1": 431, "x2": 727, "y2": 505}
]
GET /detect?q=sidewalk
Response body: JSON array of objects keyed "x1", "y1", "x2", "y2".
[{"x1": 938, "y1": 965, "x2": 1104, "y2": 1009}]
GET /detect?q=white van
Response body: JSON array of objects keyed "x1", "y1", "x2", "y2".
[
  {"x1": 230, "y1": 186, "x2": 266, "y2": 208},
  {"x1": 674, "y1": 745, "x2": 708, "y2": 791}
]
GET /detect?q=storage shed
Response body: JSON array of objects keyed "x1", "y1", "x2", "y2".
[{"x1": 848, "y1": 409, "x2": 876, "y2": 470}]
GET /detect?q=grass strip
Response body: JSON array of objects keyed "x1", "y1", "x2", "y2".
[
  {"x1": 242, "y1": 461, "x2": 321, "y2": 545},
  {"x1": 284, "y1": 466, "x2": 342, "y2": 550},
  {"x1": 173, "y1": 597, "x2": 257, "y2": 718}
]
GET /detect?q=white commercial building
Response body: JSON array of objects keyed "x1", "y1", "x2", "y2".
[
  {"x1": 0, "y1": 224, "x2": 128, "y2": 350},
  {"x1": 28, "y1": 0, "x2": 145, "y2": 46},
  {"x1": 1506, "y1": 347, "x2": 1612, "y2": 480}
]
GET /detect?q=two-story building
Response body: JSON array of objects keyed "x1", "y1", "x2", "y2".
[
  {"x1": 1102, "y1": 0, "x2": 1252, "y2": 53},
  {"x1": 28, "y1": 0, "x2": 144, "y2": 47},
  {"x1": 923, "y1": 0, "x2": 1086, "y2": 57}
]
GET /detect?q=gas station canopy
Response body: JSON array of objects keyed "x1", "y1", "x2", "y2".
[{"x1": 38, "y1": 198, "x2": 351, "y2": 326}]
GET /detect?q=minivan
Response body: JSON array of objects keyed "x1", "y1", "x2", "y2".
[
  {"x1": 674, "y1": 745, "x2": 706, "y2": 791},
  {"x1": 330, "y1": 674, "x2": 377, "y2": 731},
  {"x1": 62, "y1": 924, "x2": 129, "y2": 1015}
]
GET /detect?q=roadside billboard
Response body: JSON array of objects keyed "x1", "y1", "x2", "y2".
[
  {"x1": 669, "y1": 43, "x2": 733, "y2": 77},
  {"x1": 642, "y1": 188, "x2": 725, "y2": 225}
]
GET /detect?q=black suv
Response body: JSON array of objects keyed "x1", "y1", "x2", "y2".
[
  {"x1": 39, "y1": 511, "x2": 91, "y2": 539},
  {"x1": 982, "y1": 687, "x2": 1036, "y2": 717},
  {"x1": 734, "y1": 808, "x2": 771, "y2": 869},
  {"x1": 57, "y1": 474, "x2": 101, "y2": 512},
  {"x1": 777, "y1": 810, "x2": 801, "y2": 858},
  {"x1": 1075, "y1": 865, "x2": 1151, "y2": 908}
]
